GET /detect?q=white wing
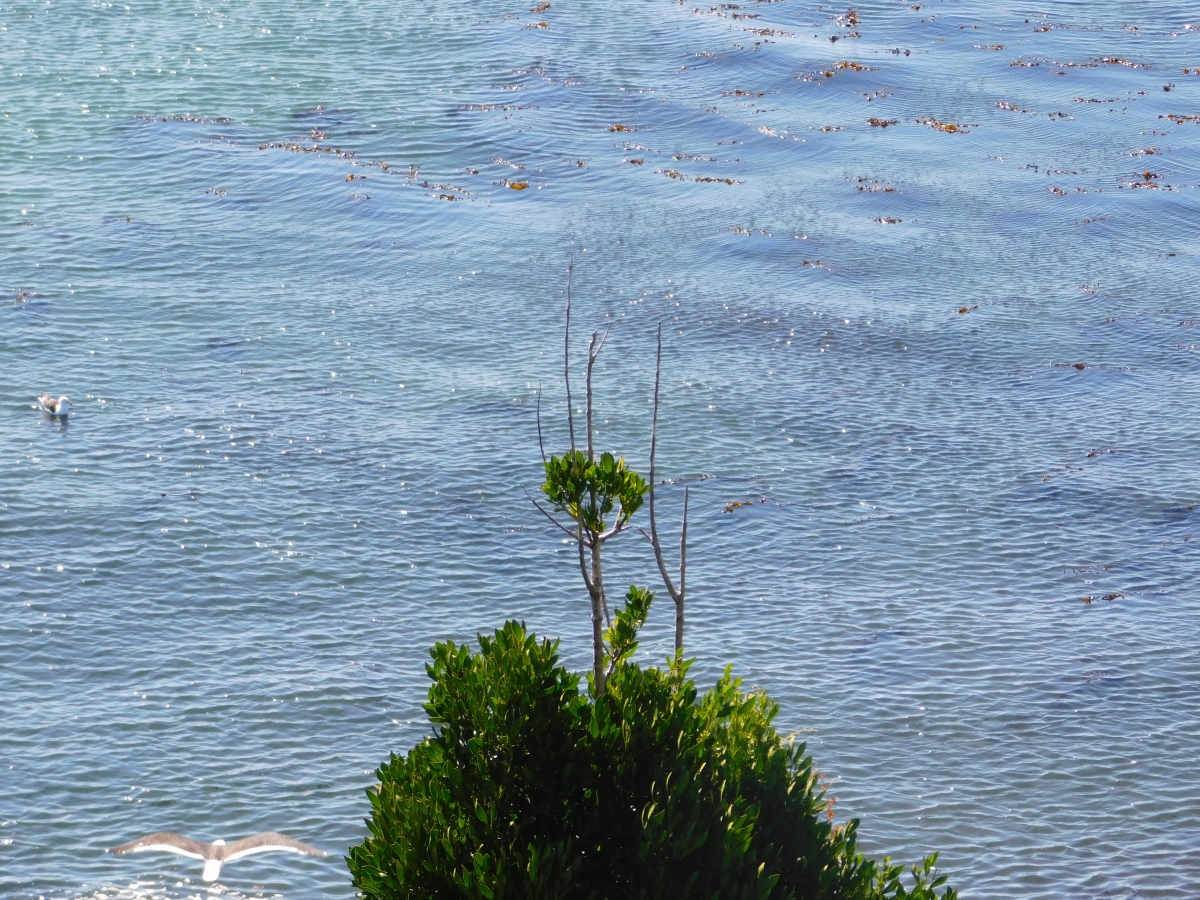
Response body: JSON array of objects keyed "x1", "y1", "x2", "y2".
[
  {"x1": 220, "y1": 832, "x2": 327, "y2": 862},
  {"x1": 108, "y1": 832, "x2": 209, "y2": 861}
]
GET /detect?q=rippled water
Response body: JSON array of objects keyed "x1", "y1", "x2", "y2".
[{"x1": 3, "y1": 1, "x2": 1200, "y2": 897}]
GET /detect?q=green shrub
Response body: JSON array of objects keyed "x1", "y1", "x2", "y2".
[{"x1": 347, "y1": 616, "x2": 956, "y2": 900}]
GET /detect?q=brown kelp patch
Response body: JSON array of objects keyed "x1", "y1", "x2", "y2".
[
  {"x1": 723, "y1": 497, "x2": 767, "y2": 513},
  {"x1": 916, "y1": 117, "x2": 971, "y2": 133},
  {"x1": 1080, "y1": 592, "x2": 1125, "y2": 604},
  {"x1": 851, "y1": 177, "x2": 900, "y2": 193},
  {"x1": 655, "y1": 168, "x2": 740, "y2": 184},
  {"x1": 821, "y1": 60, "x2": 874, "y2": 77}
]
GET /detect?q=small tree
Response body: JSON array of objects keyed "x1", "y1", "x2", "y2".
[
  {"x1": 531, "y1": 264, "x2": 648, "y2": 695},
  {"x1": 531, "y1": 267, "x2": 691, "y2": 692}
]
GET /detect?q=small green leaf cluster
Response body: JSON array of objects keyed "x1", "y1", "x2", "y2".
[
  {"x1": 347, "y1": 619, "x2": 956, "y2": 900},
  {"x1": 603, "y1": 585, "x2": 652, "y2": 674},
  {"x1": 542, "y1": 449, "x2": 647, "y2": 536}
]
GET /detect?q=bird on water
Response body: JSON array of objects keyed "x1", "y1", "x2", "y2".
[
  {"x1": 37, "y1": 394, "x2": 71, "y2": 416},
  {"x1": 108, "y1": 831, "x2": 328, "y2": 882}
]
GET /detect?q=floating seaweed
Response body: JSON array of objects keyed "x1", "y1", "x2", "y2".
[
  {"x1": 1081, "y1": 593, "x2": 1124, "y2": 604},
  {"x1": 820, "y1": 60, "x2": 873, "y2": 77},
  {"x1": 1096, "y1": 57, "x2": 1149, "y2": 69},
  {"x1": 874, "y1": 216, "x2": 902, "y2": 224},
  {"x1": 723, "y1": 498, "x2": 767, "y2": 513},
  {"x1": 867, "y1": 117, "x2": 898, "y2": 127},
  {"x1": 655, "y1": 169, "x2": 739, "y2": 184},
  {"x1": 852, "y1": 177, "x2": 899, "y2": 193},
  {"x1": 917, "y1": 117, "x2": 970, "y2": 133},
  {"x1": 136, "y1": 114, "x2": 233, "y2": 124},
  {"x1": 422, "y1": 180, "x2": 471, "y2": 198},
  {"x1": 258, "y1": 140, "x2": 358, "y2": 161}
]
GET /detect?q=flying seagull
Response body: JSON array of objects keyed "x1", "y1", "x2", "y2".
[
  {"x1": 108, "y1": 831, "x2": 328, "y2": 882},
  {"x1": 37, "y1": 394, "x2": 72, "y2": 416}
]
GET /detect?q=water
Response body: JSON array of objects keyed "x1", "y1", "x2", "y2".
[{"x1": 2, "y1": 0, "x2": 1199, "y2": 896}]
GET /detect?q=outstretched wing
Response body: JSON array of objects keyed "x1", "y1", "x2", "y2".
[
  {"x1": 219, "y1": 832, "x2": 327, "y2": 862},
  {"x1": 108, "y1": 833, "x2": 209, "y2": 860}
]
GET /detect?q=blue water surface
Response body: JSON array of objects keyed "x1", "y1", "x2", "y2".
[{"x1": 3, "y1": 1, "x2": 1200, "y2": 897}]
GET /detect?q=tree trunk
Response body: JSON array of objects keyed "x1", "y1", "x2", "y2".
[
  {"x1": 589, "y1": 541, "x2": 607, "y2": 695},
  {"x1": 674, "y1": 598, "x2": 684, "y2": 656}
]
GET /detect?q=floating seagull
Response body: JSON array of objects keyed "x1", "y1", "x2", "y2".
[
  {"x1": 37, "y1": 394, "x2": 72, "y2": 416},
  {"x1": 108, "y1": 831, "x2": 328, "y2": 882}
]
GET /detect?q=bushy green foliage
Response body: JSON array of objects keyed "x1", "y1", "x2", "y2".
[
  {"x1": 347, "y1": 615, "x2": 956, "y2": 900},
  {"x1": 542, "y1": 449, "x2": 647, "y2": 537}
]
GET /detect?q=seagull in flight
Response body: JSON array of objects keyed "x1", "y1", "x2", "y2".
[
  {"x1": 108, "y1": 831, "x2": 328, "y2": 882},
  {"x1": 37, "y1": 394, "x2": 72, "y2": 416}
]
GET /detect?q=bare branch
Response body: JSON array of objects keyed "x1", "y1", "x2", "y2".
[
  {"x1": 597, "y1": 520, "x2": 629, "y2": 543},
  {"x1": 584, "y1": 328, "x2": 604, "y2": 623},
  {"x1": 564, "y1": 257, "x2": 576, "y2": 453},
  {"x1": 677, "y1": 485, "x2": 688, "y2": 654},
  {"x1": 593, "y1": 322, "x2": 613, "y2": 359},
  {"x1": 585, "y1": 330, "x2": 598, "y2": 462},
  {"x1": 524, "y1": 488, "x2": 579, "y2": 540},
  {"x1": 643, "y1": 322, "x2": 689, "y2": 654},
  {"x1": 680, "y1": 486, "x2": 689, "y2": 599},
  {"x1": 535, "y1": 384, "x2": 547, "y2": 463},
  {"x1": 647, "y1": 324, "x2": 682, "y2": 604}
]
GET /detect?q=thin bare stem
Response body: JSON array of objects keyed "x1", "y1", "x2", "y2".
[
  {"x1": 585, "y1": 331, "x2": 598, "y2": 462},
  {"x1": 535, "y1": 385, "x2": 547, "y2": 463},
  {"x1": 593, "y1": 322, "x2": 612, "y2": 360},
  {"x1": 677, "y1": 486, "x2": 688, "y2": 654},
  {"x1": 525, "y1": 490, "x2": 578, "y2": 540},
  {"x1": 583, "y1": 328, "x2": 608, "y2": 627},
  {"x1": 645, "y1": 323, "x2": 687, "y2": 654},
  {"x1": 564, "y1": 258, "x2": 576, "y2": 453}
]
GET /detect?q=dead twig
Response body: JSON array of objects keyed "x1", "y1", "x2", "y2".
[{"x1": 644, "y1": 322, "x2": 688, "y2": 655}]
